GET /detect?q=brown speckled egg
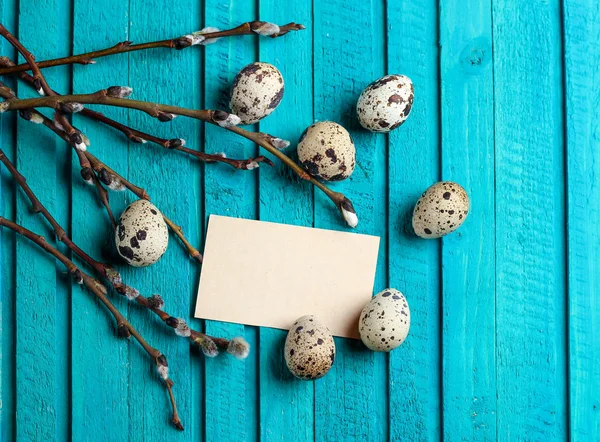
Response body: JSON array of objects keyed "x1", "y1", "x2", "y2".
[
  {"x1": 297, "y1": 121, "x2": 355, "y2": 181},
  {"x1": 412, "y1": 181, "x2": 470, "y2": 238},
  {"x1": 115, "y1": 200, "x2": 168, "y2": 267},
  {"x1": 359, "y1": 289, "x2": 410, "y2": 352},
  {"x1": 284, "y1": 315, "x2": 335, "y2": 380},
  {"x1": 229, "y1": 62, "x2": 284, "y2": 125},
  {"x1": 356, "y1": 74, "x2": 414, "y2": 133}
]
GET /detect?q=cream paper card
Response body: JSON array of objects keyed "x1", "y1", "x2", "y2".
[{"x1": 195, "y1": 215, "x2": 380, "y2": 339}]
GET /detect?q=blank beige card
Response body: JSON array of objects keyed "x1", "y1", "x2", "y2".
[{"x1": 195, "y1": 215, "x2": 380, "y2": 339}]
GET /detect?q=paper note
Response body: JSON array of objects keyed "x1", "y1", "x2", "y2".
[{"x1": 195, "y1": 215, "x2": 380, "y2": 339}]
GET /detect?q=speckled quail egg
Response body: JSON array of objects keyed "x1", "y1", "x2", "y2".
[
  {"x1": 284, "y1": 315, "x2": 336, "y2": 380},
  {"x1": 297, "y1": 121, "x2": 356, "y2": 181},
  {"x1": 356, "y1": 74, "x2": 414, "y2": 132},
  {"x1": 115, "y1": 200, "x2": 169, "y2": 267},
  {"x1": 359, "y1": 288, "x2": 410, "y2": 352},
  {"x1": 229, "y1": 62, "x2": 284, "y2": 125},
  {"x1": 412, "y1": 181, "x2": 470, "y2": 239}
]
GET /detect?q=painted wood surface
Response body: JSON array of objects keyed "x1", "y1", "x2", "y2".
[{"x1": 0, "y1": 1, "x2": 598, "y2": 441}]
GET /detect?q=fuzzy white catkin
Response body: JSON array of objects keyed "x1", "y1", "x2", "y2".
[
  {"x1": 216, "y1": 114, "x2": 241, "y2": 128},
  {"x1": 174, "y1": 319, "x2": 191, "y2": 337},
  {"x1": 227, "y1": 337, "x2": 250, "y2": 359},
  {"x1": 341, "y1": 207, "x2": 358, "y2": 228},
  {"x1": 157, "y1": 365, "x2": 169, "y2": 380},
  {"x1": 29, "y1": 113, "x2": 45, "y2": 124},
  {"x1": 196, "y1": 27, "x2": 220, "y2": 45}
]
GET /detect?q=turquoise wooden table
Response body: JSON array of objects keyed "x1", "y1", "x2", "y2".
[{"x1": 0, "y1": 0, "x2": 598, "y2": 440}]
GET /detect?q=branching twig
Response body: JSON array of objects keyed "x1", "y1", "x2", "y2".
[
  {"x1": 0, "y1": 82, "x2": 203, "y2": 259},
  {"x1": 0, "y1": 21, "x2": 305, "y2": 75},
  {"x1": 0, "y1": 57, "x2": 272, "y2": 171},
  {"x1": 0, "y1": 23, "x2": 86, "y2": 150},
  {"x1": 0, "y1": 216, "x2": 184, "y2": 430},
  {"x1": 0, "y1": 24, "x2": 120, "y2": 227},
  {"x1": 0, "y1": 147, "x2": 247, "y2": 359},
  {"x1": 0, "y1": 90, "x2": 359, "y2": 227}
]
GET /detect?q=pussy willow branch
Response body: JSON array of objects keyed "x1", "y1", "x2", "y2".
[
  {"x1": 0, "y1": 25, "x2": 118, "y2": 226},
  {"x1": 1, "y1": 90, "x2": 359, "y2": 227},
  {"x1": 0, "y1": 79, "x2": 117, "y2": 225},
  {"x1": 82, "y1": 150, "x2": 203, "y2": 262},
  {"x1": 0, "y1": 146, "x2": 247, "y2": 358},
  {"x1": 0, "y1": 57, "x2": 272, "y2": 171},
  {"x1": 0, "y1": 82, "x2": 203, "y2": 260},
  {"x1": 0, "y1": 216, "x2": 183, "y2": 430},
  {"x1": 0, "y1": 21, "x2": 305, "y2": 75},
  {"x1": 0, "y1": 23, "x2": 86, "y2": 149}
]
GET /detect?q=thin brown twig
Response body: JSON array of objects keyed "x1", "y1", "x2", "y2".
[
  {"x1": 0, "y1": 90, "x2": 359, "y2": 227},
  {"x1": 0, "y1": 57, "x2": 273, "y2": 171},
  {"x1": 0, "y1": 23, "x2": 86, "y2": 149},
  {"x1": 0, "y1": 24, "x2": 119, "y2": 228},
  {"x1": 0, "y1": 21, "x2": 305, "y2": 75},
  {"x1": 0, "y1": 146, "x2": 245, "y2": 359},
  {"x1": 0, "y1": 216, "x2": 184, "y2": 430},
  {"x1": 0, "y1": 82, "x2": 203, "y2": 259}
]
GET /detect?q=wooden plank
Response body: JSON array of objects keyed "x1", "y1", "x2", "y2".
[
  {"x1": 493, "y1": 0, "x2": 568, "y2": 439},
  {"x1": 203, "y1": 1, "x2": 258, "y2": 441},
  {"x1": 313, "y1": 1, "x2": 388, "y2": 440},
  {"x1": 71, "y1": 0, "x2": 130, "y2": 439},
  {"x1": 386, "y1": 1, "x2": 442, "y2": 440},
  {"x1": 256, "y1": 3, "x2": 314, "y2": 441},
  {"x1": 439, "y1": 0, "x2": 496, "y2": 439},
  {"x1": 0, "y1": 2, "x2": 18, "y2": 440},
  {"x1": 13, "y1": 1, "x2": 71, "y2": 439},
  {"x1": 563, "y1": 0, "x2": 600, "y2": 439},
  {"x1": 127, "y1": 1, "x2": 199, "y2": 438}
]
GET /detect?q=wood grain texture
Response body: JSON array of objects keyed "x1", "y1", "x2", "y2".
[
  {"x1": 14, "y1": 1, "x2": 71, "y2": 440},
  {"x1": 563, "y1": 0, "x2": 600, "y2": 439},
  {"x1": 493, "y1": 0, "x2": 568, "y2": 440},
  {"x1": 0, "y1": 2, "x2": 17, "y2": 440},
  {"x1": 203, "y1": 1, "x2": 259, "y2": 441},
  {"x1": 257, "y1": 2, "x2": 315, "y2": 441},
  {"x1": 71, "y1": 1, "x2": 130, "y2": 440},
  {"x1": 439, "y1": 0, "x2": 496, "y2": 440},
  {"x1": 127, "y1": 0, "x2": 199, "y2": 438},
  {"x1": 387, "y1": 1, "x2": 442, "y2": 440},
  {"x1": 313, "y1": 1, "x2": 388, "y2": 441}
]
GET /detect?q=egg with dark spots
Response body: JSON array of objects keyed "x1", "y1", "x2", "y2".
[
  {"x1": 412, "y1": 181, "x2": 470, "y2": 238},
  {"x1": 115, "y1": 200, "x2": 168, "y2": 267},
  {"x1": 297, "y1": 121, "x2": 355, "y2": 181},
  {"x1": 356, "y1": 74, "x2": 414, "y2": 133},
  {"x1": 359, "y1": 289, "x2": 410, "y2": 352},
  {"x1": 229, "y1": 62, "x2": 284, "y2": 125},
  {"x1": 284, "y1": 315, "x2": 335, "y2": 380}
]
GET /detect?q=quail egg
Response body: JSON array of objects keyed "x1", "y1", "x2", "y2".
[
  {"x1": 359, "y1": 288, "x2": 410, "y2": 352},
  {"x1": 115, "y1": 200, "x2": 169, "y2": 267},
  {"x1": 284, "y1": 315, "x2": 335, "y2": 380},
  {"x1": 229, "y1": 62, "x2": 284, "y2": 125},
  {"x1": 356, "y1": 74, "x2": 414, "y2": 132},
  {"x1": 297, "y1": 121, "x2": 356, "y2": 181},
  {"x1": 412, "y1": 181, "x2": 470, "y2": 238}
]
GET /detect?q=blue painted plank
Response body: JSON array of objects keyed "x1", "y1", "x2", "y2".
[
  {"x1": 71, "y1": 0, "x2": 130, "y2": 439},
  {"x1": 439, "y1": 0, "x2": 496, "y2": 439},
  {"x1": 386, "y1": 1, "x2": 442, "y2": 440},
  {"x1": 13, "y1": 1, "x2": 72, "y2": 439},
  {"x1": 493, "y1": 0, "x2": 568, "y2": 439},
  {"x1": 127, "y1": 1, "x2": 200, "y2": 438},
  {"x1": 256, "y1": 3, "x2": 315, "y2": 441},
  {"x1": 563, "y1": 0, "x2": 600, "y2": 439},
  {"x1": 0, "y1": 2, "x2": 18, "y2": 440},
  {"x1": 313, "y1": 1, "x2": 388, "y2": 440},
  {"x1": 203, "y1": 1, "x2": 258, "y2": 441}
]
